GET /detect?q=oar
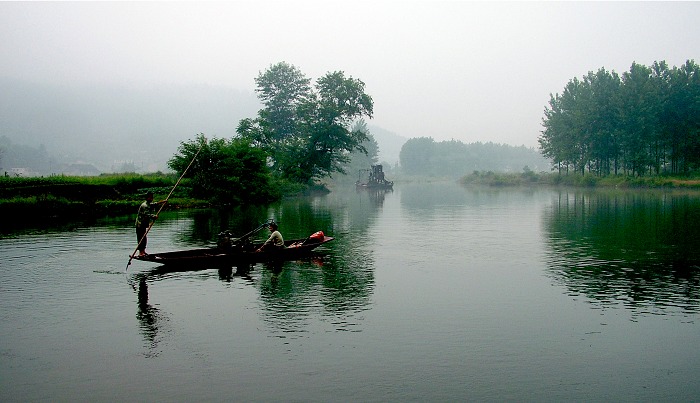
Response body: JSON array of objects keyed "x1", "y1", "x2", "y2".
[
  {"x1": 126, "y1": 138, "x2": 205, "y2": 271},
  {"x1": 232, "y1": 219, "x2": 274, "y2": 245}
]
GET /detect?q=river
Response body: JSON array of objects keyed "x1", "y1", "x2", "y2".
[{"x1": 1, "y1": 182, "x2": 699, "y2": 402}]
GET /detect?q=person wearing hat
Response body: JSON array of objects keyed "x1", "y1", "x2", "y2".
[
  {"x1": 134, "y1": 191, "x2": 166, "y2": 257},
  {"x1": 257, "y1": 222, "x2": 284, "y2": 252}
]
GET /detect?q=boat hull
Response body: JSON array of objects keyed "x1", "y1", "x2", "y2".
[{"x1": 133, "y1": 236, "x2": 334, "y2": 267}]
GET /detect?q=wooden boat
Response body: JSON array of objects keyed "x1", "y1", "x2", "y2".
[{"x1": 133, "y1": 235, "x2": 334, "y2": 267}]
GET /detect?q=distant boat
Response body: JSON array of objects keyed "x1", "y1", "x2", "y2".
[{"x1": 356, "y1": 164, "x2": 393, "y2": 189}]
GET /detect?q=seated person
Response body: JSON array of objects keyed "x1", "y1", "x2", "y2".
[{"x1": 256, "y1": 222, "x2": 284, "y2": 252}]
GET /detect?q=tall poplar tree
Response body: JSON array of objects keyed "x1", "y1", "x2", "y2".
[{"x1": 539, "y1": 60, "x2": 699, "y2": 176}]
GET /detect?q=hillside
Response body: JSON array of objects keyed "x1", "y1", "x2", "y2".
[{"x1": 0, "y1": 78, "x2": 261, "y2": 173}]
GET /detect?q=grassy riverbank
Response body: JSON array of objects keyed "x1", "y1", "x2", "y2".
[
  {"x1": 0, "y1": 173, "x2": 210, "y2": 228},
  {"x1": 3, "y1": 171, "x2": 699, "y2": 232},
  {"x1": 460, "y1": 170, "x2": 700, "y2": 189},
  {"x1": 0, "y1": 173, "x2": 332, "y2": 232}
]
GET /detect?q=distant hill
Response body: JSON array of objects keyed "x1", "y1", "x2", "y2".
[
  {"x1": 0, "y1": 78, "x2": 261, "y2": 173},
  {"x1": 1, "y1": 78, "x2": 548, "y2": 177},
  {"x1": 0, "y1": 78, "x2": 412, "y2": 175},
  {"x1": 368, "y1": 125, "x2": 407, "y2": 166}
]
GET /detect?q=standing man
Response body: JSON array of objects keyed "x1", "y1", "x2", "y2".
[{"x1": 134, "y1": 191, "x2": 165, "y2": 257}]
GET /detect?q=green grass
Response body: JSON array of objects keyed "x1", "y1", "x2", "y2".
[
  {"x1": 460, "y1": 170, "x2": 700, "y2": 189},
  {"x1": 0, "y1": 172, "x2": 313, "y2": 227},
  {"x1": 0, "y1": 173, "x2": 189, "y2": 221}
]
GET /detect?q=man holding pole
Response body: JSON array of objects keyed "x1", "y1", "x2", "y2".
[
  {"x1": 126, "y1": 137, "x2": 205, "y2": 270},
  {"x1": 134, "y1": 191, "x2": 166, "y2": 257}
]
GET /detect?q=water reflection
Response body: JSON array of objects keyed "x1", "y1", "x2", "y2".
[
  {"x1": 258, "y1": 252, "x2": 374, "y2": 335},
  {"x1": 356, "y1": 187, "x2": 393, "y2": 207},
  {"x1": 252, "y1": 189, "x2": 379, "y2": 335},
  {"x1": 130, "y1": 261, "x2": 255, "y2": 356},
  {"x1": 124, "y1": 189, "x2": 379, "y2": 340},
  {"x1": 135, "y1": 276, "x2": 165, "y2": 358},
  {"x1": 180, "y1": 205, "x2": 271, "y2": 246},
  {"x1": 130, "y1": 249, "x2": 374, "y2": 339},
  {"x1": 544, "y1": 189, "x2": 700, "y2": 314}
]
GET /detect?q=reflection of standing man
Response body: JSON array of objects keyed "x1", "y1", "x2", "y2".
[
  {"x1": 136, "y1": 276, "x2": 161, "y2": 355},
  {"x1": 134, "y1": 191, "x2": 165, "y2": 257}
]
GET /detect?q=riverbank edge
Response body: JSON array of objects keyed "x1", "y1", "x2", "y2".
[
  {"x1": 2, "y1": 172, "x2": 699, "y2": 228},
  {"x1": 0, "y1": 174, "x2": 331, "y2": 230},
  {"x1": 459, "y1": 171, "x2": 700, "y2": 189}
]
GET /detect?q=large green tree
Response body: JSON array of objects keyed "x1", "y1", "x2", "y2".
[{"x1": 237, "y1": 62, "x2": 374, "y2": 184}]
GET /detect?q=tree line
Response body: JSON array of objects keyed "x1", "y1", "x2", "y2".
[
  {"x1": 539, "y1": 60, "x2": 700, "y2": 176},
  {"x1": 399, "y1": 137, "x2": 549, "y2": 178}
]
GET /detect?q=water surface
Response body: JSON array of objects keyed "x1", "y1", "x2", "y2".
[{"x1": 2, "y1": 183, "x2": 699, "y2": 402}]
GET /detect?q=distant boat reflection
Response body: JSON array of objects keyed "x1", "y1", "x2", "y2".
[{"x1": 356, "y1": 187, "x2": 393, "y2": 207}]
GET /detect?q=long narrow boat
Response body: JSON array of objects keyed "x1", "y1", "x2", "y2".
[{"x1": 133, "y1": 235, "x2": 334, "y2": 267}]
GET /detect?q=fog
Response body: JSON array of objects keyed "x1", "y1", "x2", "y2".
[{"x1": 1, "y1": 1, "x2": 698, "y2": 172}]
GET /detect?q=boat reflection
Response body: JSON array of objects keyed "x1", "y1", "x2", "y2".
[
  {"x1": 130, "y1": 244, "x2": 373, "y2": 340},
  {"x1": 130, "y1": 260, "x2": 258, "y2": 356},
  {"x1": 127, "y1": 197, "x2": 377, "y2": 340},
  {"x1": 357, "y1": 187, "x2": 393, "y2": 207}
]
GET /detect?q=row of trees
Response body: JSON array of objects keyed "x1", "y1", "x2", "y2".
[
  {"x1": 168, "y1": 62, "x2": 375, "y2": 204},
  {"x1": 539, "y1": 60, "x2": 700, "y2": 176},
  {"x1": 400, "y1": 137, "x2": 549, "y2": 177}
]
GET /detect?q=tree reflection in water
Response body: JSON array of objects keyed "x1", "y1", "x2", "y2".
[
  {"x1": 544, "y1": 190, "x2": 700, "y2": 315},
  {"x1": 258, "y1": 252, "x2": 374, "y2": 336}
]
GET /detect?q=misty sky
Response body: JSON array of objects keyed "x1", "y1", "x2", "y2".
[{"x1": 1, "y1": 1, "x2": 698, "y2": 148}]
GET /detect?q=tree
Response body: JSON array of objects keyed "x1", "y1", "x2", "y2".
[
  {"x1": 241, "y1": 62, "x2": 311, "y2": 165},
  {"x1": 583, "y1": 68, "x2": 622, "y2": 175},
  {"x1": 168, "y1": 134, "x2": 275, "y2": 205},
  {"x1": 619, "y1": 62, "x2": 660, "y2": 176},
  {"x1": 540, "y1": 77, "x2": 590, "y2": 174},
  {"x1": 399, "y1": 137, "x2": 436, "y2": 175},
  {"x1": 664, "y1": 60, "x2": 700, "y2": 172},
  {"x1": 400, "y1": 138, "x2": 548, "y2": 177},
  {"x1": 237, "y1": 62, "x2": 374, "y2": 184}
]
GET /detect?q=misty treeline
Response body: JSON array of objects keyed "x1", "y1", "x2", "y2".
[
  {"x1": 0, "y1": 136, "x2": 53, "y2": 174},
  {"x1": 539, "y1": 60, "x2": 700, "y2": 176},
  {"x1": 0, "y1": 135, "x2": 107, "y2": 176},
  {"x1": 0, "y1": 78, "x2": 262, "y2": 174},
  {"x1": 168, "y1": 62, "x2": 374, "y2": 204},
  {"x1": 399, "y1": 137, "x2": 549, "y2": 178}
]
